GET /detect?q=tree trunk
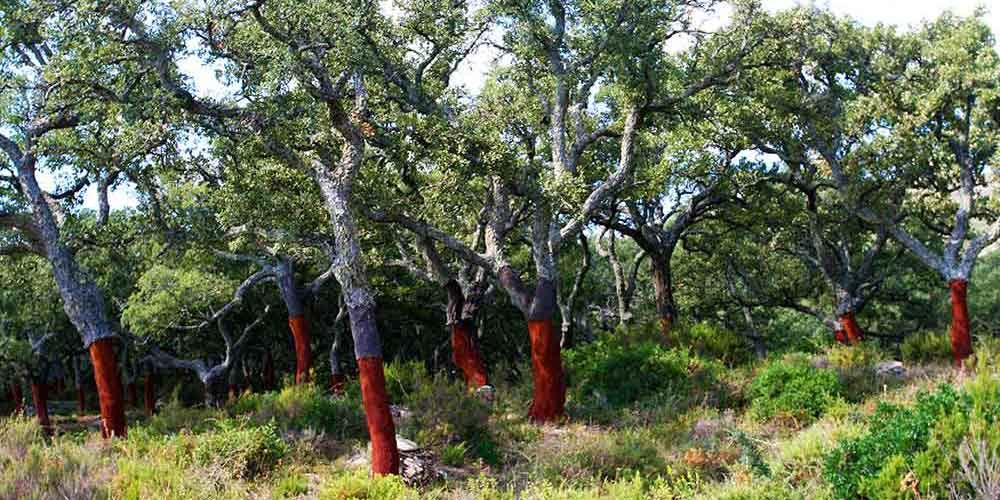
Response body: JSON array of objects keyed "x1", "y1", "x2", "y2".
[
  {"x1": 144, "y1": 373, "x2": 156, "y2": 417},
  {"x1": 834, "y1": 328, "x2": 847, "y2": 344},
  {"x1": 357, "y1": 355, "x2": 399, "y2": 475},
  {"x1": 949, "y1": 279, "x2": 973, "y2": 367},
  {"x1": 202, "y1": 372, "x2": 228, "y2": 408},
  {"x1": 30, "y1": 381, "x2": 51, "y2": 434},
  {"x1": 127, "y1": 382, "x2": 138, "y2": 409},
  {"x1": 527, "y1": 318, "x2": 565, "y2": 423},
  {"x1": 288, "y1": 315, "x2": 312, "y2": 384},
  {"x1": 839, "y1": 312, "x2": 864, "y2": 344},
  {"x1": 330, "y1": 373, "x2": 345, "y2": 395},
  {"x1": 263, "y1": 350, "x2": 276, "y2": 390},
  {"x1": 89, "y1": 338, "x2": 126, "y2": 438},
  {"x1": 228, "y1": 365, "x2": 240, "y2": 401},
  {"x1": 650, "y1": 255, "x2": 676, "y2": 339},
  {"x1": 526, "y1": 279, "x2": 565, "y2": 423},
  {"x1": 12, "y1": 383, "x2": 24, "y2": 414},
  {"x1": 445, "y1": 280, "x2": 489, "y2": 389}
]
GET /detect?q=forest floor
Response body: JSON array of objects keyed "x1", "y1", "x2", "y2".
[{"x1": 1, "y1": 335, "x2": 998, "y2": 499}]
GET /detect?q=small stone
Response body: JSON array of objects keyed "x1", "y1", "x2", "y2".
[
  {"x1": 396, "y1": 435, "x2": 420, "y2": 452},
  {"x1": 875, "y1": 361, "x2": 906, "y2": 377}
]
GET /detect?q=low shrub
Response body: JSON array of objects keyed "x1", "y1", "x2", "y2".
[
  {"x1": 230, "y1": 383, "x2": 366, "y2": 440},
  {"x1": 383, "y1": 360, "x2": 427, "y2": 403},
  {"x1": 191, "y1": 419, "x2": 288, "y2": 480},
  {"x1": 565, "y1": 334, "x2": 721, "y2": 408},
  {"x1": 824, "y1": 343, "x2": 890, "y2": 402},
  {"x1": 527, "y1": 426, "x2": 667, "y2": 483},
  {"x1": 749, "y1": 355, "x2": 843, "y2": 425},
  {"x1": 900, "y1": 330, "x2": 953, "y2": 364},
  {"x1": 0, "y1": 417, "x2": 111, "y2": 500},
  {"x1": 441, "y1": 442, "x2": 467, "y2": 467},
  {"x1": 679, "y1": 321, "x2": 754, "y2": 367},
  {"x1": 396, "y1": 374, "x2": 491, "y2": 448},
  {"x1": 318, "y1": 469, "x2": 415, "y2": 499},
  {"x1": 821, "y1": 381, "x2": 1000, "y2": 499}
]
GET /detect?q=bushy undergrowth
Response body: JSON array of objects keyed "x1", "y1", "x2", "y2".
[
  {"x1": 677, "y1": 321, "x2": 754, "y2": 367},
  {"x1": 192, "y1": 419, "x2": 288, "y2": 480},
  {"x1": 824, "y1": 368, "x2": 1000, "y2": 499},
  {"x1": 0, "y1": 416, "x2": 111, "y2": 500},
  {"x1": 564, "y1": 333, "x2": 725, "y2": 411},
  {"x1": 749, "y1": 355, "x2": 844, "y2": 425},
  {"x1": 229, "y1": 383, "x2": 366, "y2": 440},
  {"x1": 900, "y1": 329, "x2": 954, "y2": 364}
]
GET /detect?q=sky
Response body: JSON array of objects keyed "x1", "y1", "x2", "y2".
[{"x1": 57, "y1": 0, "x2": 999, "y2": 212}]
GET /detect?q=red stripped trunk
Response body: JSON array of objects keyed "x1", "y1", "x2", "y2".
[
  {"x1": 949, "y1": 279, "x2": 973, "y2": 367},
  {"x1": 839, "y1": 312, "x2": 864, "y2": 345},
  {"x1": 12, "y1": 384, "x2": 23, "y2": 414},
  {"x1": 263, "y1": 351, "x2": 276, "y2": 390},
  {"x1": 76, "y1": 385, "x2": 86, "y2": 413},
  {"x1": 452, "y1": 323, "x2": 489, "y2": 388},
  {"x1": 228, "y1": 384, "x2": 239, "y2": 401},
  {"x1": 330, "y1": 373, "x2": 345, "y2": 395},
  {"x1": 288, "y1": 315, "x2": 313, "y2": 384},
  {"x1": 89, "y1": 338, "x2": 127, "y2": 438},
  {"x1": 834, "y1": 328, "x2": 847, "y2": 344},
  {"x1": 527, "y1": 319, "x2": 565, "y2": 423},
  {"x1": 445, "y1": 281, "x2": 489, "y2": 389},
  {"x1": 144, "y1": 374, "x2": 156, "y2": 417},
  {"x1": 358, "y1": 357, "x2": 399, "y2": 475},
  {"x1": 30, "y1": 382, "x2": 51, "y2": 434}
]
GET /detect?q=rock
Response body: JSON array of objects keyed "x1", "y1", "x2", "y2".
[
  {"x1": 396, "y1": 435, "x2": 420, "y2": 452},
  {"x1": 811, "y1": 357, "x2": 831, "y2": 369},
  {"x1": 875, "y1": 361, "x2": 905, "y2": 378}
]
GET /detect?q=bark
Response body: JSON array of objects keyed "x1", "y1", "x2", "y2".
[
  {"x1": 288, "y1": 314, "x2": 312, "y2": 384},
  {"x1": 30, "y1": 381, "x2": 51, "y2": 434},
  {"x1": 12, "y1": 382, "x2": 24, "y2": 414},
  {"x1": 527, "y1": 318, "x2": 565, "y2": 423},
  {"x1": 445, "y1": 280, "x2": 489, "y2": 388},
  {"x1": 89, "y1": 338, "x2": 126, "y2": 438},
  {"x1": 358, "y1": 357, "x2": 399, "y2": 475},
  {"x1": 838, "y1": 312, "x2": 863, "y2": 345},
  {"x1": 263, "y1": 351, "x2": 276, "y2": 390},
  {"x1": 228, "y1": 364, "x2": 240, "y2": 401},
  {"x1": 650, "y1": 255, "x2": 676, "y2": 339},
  {"x1": 949, "y1": 279, "x2": 973, "y2": 367},
  {"x1": 277, "y1": 260, "x2": 313, "y2": 385},
  {"x1": 330, "y1": 373, "x2": 346, "y2": 395},
  {"x1": 144, "y1": 373, "x2": 156, "y2": 417},
  {"x1": 330, "y1": 308, "x2": 346, "y2": 395},
  {"x1": 834, "y1": 328, "x2": 847, "y2": 344}
]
